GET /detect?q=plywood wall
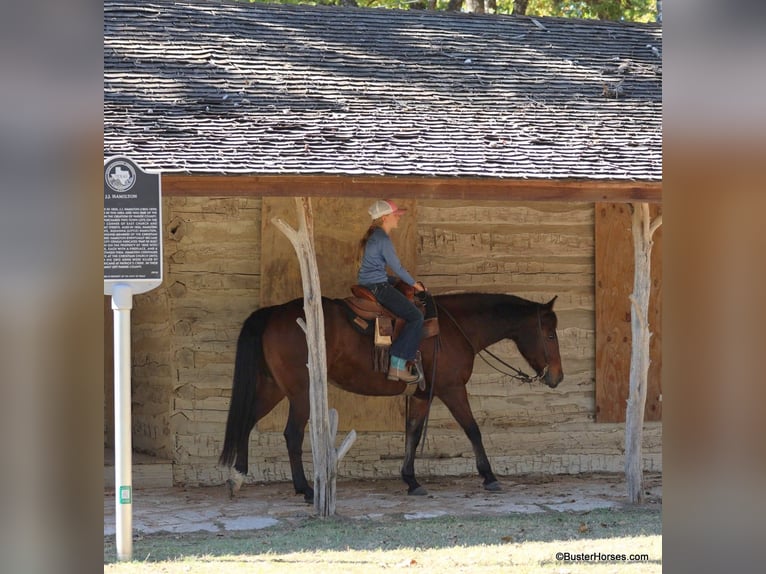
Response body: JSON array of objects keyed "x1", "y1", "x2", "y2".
[
  {"x1": 594, "y1": 203, "x2": 662, "y2": 422},
  {"x1": 257, "y1": 197, "x2": 417, "y2": 433},
  {"x1": 119, "y1": 196, "x2": 661, "y2": 486}
]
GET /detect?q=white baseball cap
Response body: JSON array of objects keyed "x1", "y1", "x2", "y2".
[{"x1": 368, "y1": 199, "x2": 407, "y2": 220}]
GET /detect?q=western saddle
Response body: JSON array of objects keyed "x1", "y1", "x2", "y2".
[{"x1": 343, "y1": 283, "x2": 439, "y2": 341}]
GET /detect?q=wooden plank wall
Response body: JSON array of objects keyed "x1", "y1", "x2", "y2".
[
  {"x1": 163, "y1": 197, "x2": 263, "y2": 482},
  {"x1": 121, "y1": 196, "x2": 661, "y2": 485},
  {"x1": 417, "y1": 201, "x2": 593, "y2": 424},
  {"x1": 122, "y1": 285, "x2": 174, "y2": 459},
  {"x1": 413, "y1": 200, "x2": 660, "y2": 478}
]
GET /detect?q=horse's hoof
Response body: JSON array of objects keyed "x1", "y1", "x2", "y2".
[
  {"x1": 301, "y1": 488, "x2": 315, "y2": 504},
  {"x1": 408, "y1": 486, "x2": 428, "y2": 496},
  {"x1": 227, "y1": 470, "x2": 245, "y2": 498},
  {"x1": 483, "y1": 481, "x2": 502, "y2": 492}
]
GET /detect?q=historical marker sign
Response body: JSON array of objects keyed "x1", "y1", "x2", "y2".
[
  {"x1": 104, "y1": 155, "x2": 163, "y2": 561},
  {"x1": 104, "y1": 156, "x2": 162, "y2": 295}
]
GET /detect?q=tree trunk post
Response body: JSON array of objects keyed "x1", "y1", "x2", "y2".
[
  {"x1": 271, "y1": 197, "x2": 356, "y2": 517},
  {"x1": 625, "y1": 202, "x2": 662, "y2": 503}
]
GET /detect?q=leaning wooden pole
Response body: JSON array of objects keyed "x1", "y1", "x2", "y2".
[
  {"x1": 625, "y1": 202, "x2": 662, "y2": 503},
  {"x1": 271, "y1": 197, "x2": 356, "y2": 517}
]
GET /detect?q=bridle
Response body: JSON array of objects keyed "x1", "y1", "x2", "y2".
[{"x1": 436, "y1": 302, "x2": 550, "y2": 384}]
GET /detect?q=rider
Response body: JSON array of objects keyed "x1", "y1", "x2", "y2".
[{"x1": 358, "y1": 200, "x2": 425, "y2": 383}]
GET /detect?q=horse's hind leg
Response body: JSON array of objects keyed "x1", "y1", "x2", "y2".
[
  {"x1": 401, "y1": 396, "x2": 430, "y2": 496},
  {"x1": 228, "y1": 431, "x2": 253, "y2": 497},
  {"x1": 229, "y1": 376, "x2": 285, "y2": 497},
  {"x1": 284, "y1": 397, "x2": 313, "y2": 503},
  {"x1": 439, "y1": 386, "x2": 501, "y2": 491}
]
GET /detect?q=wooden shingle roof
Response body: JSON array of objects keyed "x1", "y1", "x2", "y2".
[{"x1": 104, "y1": 0, "x2": 662, "y2": 182}]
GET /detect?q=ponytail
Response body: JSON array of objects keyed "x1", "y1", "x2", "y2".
[{"x1": 358, "y1": 217, "x2": 384, "y2": 260}]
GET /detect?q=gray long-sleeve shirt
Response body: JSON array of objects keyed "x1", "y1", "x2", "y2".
[{"x1": 357, "y1": 227, "x2": 416, "y2": 286}]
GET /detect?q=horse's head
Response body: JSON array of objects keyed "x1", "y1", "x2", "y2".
[{"x1": 516, "y1": 296, "x2": 564, "y2": 388}]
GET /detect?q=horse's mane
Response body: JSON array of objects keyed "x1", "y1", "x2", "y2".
[{"x1": 434, "y1": 291, "x2": 541, "y2": 309}]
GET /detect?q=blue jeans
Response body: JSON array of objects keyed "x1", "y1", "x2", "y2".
[{"x1": 365, "y1": 282, "x2": 424, "y2": 361}]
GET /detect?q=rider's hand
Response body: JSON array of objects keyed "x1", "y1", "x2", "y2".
[{"x1": 414, "y1": 281, "x2": 426, "y2": 292}]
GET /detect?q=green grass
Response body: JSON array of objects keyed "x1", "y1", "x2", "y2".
[{"x1": 105, "y1": 506, "x2": 661, "y2": 573}]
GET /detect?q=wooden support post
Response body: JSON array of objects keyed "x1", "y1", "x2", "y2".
[
  {"x1": 625, "y1": 202, "x2": 662, "y2": 503},
  {"x1": 271, "y1": 197, "x2": 356, "y2": 516}
]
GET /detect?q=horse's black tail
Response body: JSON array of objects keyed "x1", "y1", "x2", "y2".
[{"x1": 219, "y1": 306, "x2": 274, "y2": 468}]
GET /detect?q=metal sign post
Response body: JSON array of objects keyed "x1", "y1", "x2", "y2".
[
  {"x1": 110, "y1": 283, "x2": 134, "y2": 561},
  {"x1": 104, "y1": 156, "x2": 162, "y2": 561}
]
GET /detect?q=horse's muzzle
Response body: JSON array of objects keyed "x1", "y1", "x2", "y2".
[{"x1": 543, "y1": 368, "x2": 564, "y2": 388}]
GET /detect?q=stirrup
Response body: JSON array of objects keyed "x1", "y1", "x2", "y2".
[{"x1": 409, "y1": 351, "x2": 426, "y2": 391}]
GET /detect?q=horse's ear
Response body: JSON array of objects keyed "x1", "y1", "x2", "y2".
[{"x1": 545, "y1": 295, "x2": 558, "y2": 309}]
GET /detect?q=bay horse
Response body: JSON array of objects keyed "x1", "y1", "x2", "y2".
[{"x1": 220, "y1": 292, "x2": 563, "y2": 502}]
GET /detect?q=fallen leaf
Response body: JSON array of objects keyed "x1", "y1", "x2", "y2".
[{"x1": 578, "y1": 522, "x2": 590, "y2": 533}]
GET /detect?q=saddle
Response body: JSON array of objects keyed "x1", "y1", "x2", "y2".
[
  {"x1": 341, "y1": 282, "x2": 439, "y2": 374},
  {"x1": 344, "y1": 283, "x2": 439, "y2": 337}
]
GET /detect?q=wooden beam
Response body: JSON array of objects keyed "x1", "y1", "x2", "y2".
[{"x1": 161, "y1": 174, "x2": 661, "y2": 203}]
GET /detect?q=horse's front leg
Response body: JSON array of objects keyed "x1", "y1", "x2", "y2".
[
  {"x1": 439, "y1": 386, "x2": 501, "y2": 491},
  {"x1": 401, "y1": 396, "x2": 430, "y2": 496},
  {"x1": 284, "y1": 399, "x2": 314, "y2": 503}
]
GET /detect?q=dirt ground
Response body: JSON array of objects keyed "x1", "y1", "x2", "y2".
[{"x1": 104, "y1": 472, "x2": 661, "y2": 536}]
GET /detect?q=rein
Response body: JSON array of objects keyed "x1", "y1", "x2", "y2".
[
  {"x1": 414, "y1": 292, "x2": 440, "y2": 456},
  {"x1": 417, "y1": 333, "x2": 440, "y2": 456},
  {"x1": 435, "y1": 302, "x2": 548, "y2": 385}
]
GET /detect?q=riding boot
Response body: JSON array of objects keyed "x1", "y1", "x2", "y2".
[{"x1": 387, "y1": 356, "x2": 419, "y2": 383}]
